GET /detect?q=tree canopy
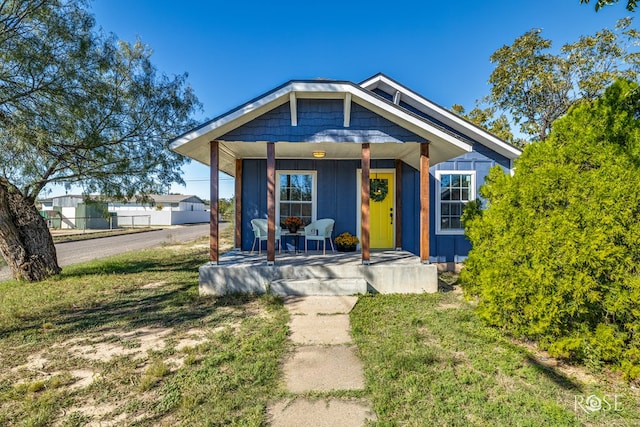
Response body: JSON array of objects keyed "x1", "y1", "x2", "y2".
[
  {"x1": 581, "y1": 0, "x2": 638, "y2": 11},
  {"x1": 450, "y1": 104, "x2": 524, "y2": 148},
  {"x1": 461, "y1": 80, "x2": 640, "y2": 379},
  {"x1": 0, "y1": 0, "x2": 201, "y2": 281},
  {"x1": 456, "y1": 18, "x2": 640, "y2": 143},
  {"x1": 0, "y1": 0, "x2": 200, "y2": 201}
]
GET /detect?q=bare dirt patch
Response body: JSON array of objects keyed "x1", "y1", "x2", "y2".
[
  {"x1": 243, "y1": 300, "x2": 265, "y2": 317},
  {"x1": 174, "y1": 328, "x2": 209, "y2": 351},
  {"x1": 162, "y1": 242, "x2": 209, "y2": 252},
  {"x1": 165, "y1": 355, "x2": 187, "y2": 370},
  {"x1": 68, "y1": 369, "x2": 99, "y2": 390},
  {"x1": 66, "y1": 327, "x2": 173, "y2": 361},
  {"x1": 11, "y1": 353, "x2": 49, "y2": 373},
  {"x1": 435, "y1": 283, "x2": 465, "y2": 310},
  {"x1": 141, "y1": 281, "x2": 166, "y2": 289},
  {"x1": 59, "y1": 398, "x2": 147, "y2": 427},
  {"x1": 64, "y1": 399, "x2": 116, "y2": 421},
  {"x1": 435, "y1": 300, "x2": 463, "y2": 310}
]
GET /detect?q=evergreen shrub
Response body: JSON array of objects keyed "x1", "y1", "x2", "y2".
[{"x1": 461, "y1": 80, "x2": 640, "y2": 380}]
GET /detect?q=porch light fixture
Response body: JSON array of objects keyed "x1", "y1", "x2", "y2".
[{"x1": 312, "y1": 151, "x2": 325, "y2": 158}]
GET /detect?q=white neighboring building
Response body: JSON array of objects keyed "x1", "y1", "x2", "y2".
[
  {"x1": 39, "y1": 195, "x2": 111, "y2": 229},
  {"x1": 108, "y1": 195, "x2": 209, "y2": 226}
]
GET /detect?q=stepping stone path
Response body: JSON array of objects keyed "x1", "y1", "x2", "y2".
[{"x1": 268, "y1": 296, "x2": 377, "y2": 426}]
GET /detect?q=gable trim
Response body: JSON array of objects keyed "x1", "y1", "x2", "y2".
[
  {"x1": 343, "y1": 93, "x2": 352, "y2": 127},
  {"x1": 289, "y1": 92, "x2": 298, "y2": 126},
  {"x1": 170, "y1": 80, "x2": 473, "y2": 155},
  {"x1": 360, "y1": 73, "x2": 522, "y2": 160}
]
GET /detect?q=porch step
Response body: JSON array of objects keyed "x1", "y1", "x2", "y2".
[{"x1": 269, "y1": 278, "x2": 367, "y2": 296}]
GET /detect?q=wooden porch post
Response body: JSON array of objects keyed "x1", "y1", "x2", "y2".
[
  {"x1": 361, "y1": 143, "x2": 370, "y2": 264},
  {"x1": 209, "y1": 140, "x2": 219, "y2": 264},
  {"x1": 395, "y1": 159, "x2": 403, "y2": 250},
  {"x1": 234, "y1": 158, "x2": 242, "y2": 251},
  {"x1": 266, "y1": 142, "x2": 276, "y2": 265},
  {"x1": 420, "y1": 143, "x2": 430, "y2": 263}
]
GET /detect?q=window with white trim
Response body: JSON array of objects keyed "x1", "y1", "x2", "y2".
[
  {"x1": 276, "y1": 171, "x2": 316, "y2": 227},
  {"x1": 436, "y1": 171, "x2": 475, "y2": 234}
]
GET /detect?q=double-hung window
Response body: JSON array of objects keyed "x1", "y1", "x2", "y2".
[
  {"x1": 276, "y1": 171, "x2": 316, "y2": 227},
  {"x1": 436, "y1": 170, "x2": 475, "y2": 235}
]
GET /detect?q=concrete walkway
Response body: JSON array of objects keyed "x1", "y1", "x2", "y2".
[{"x1": 268, "y1": 296, "x2": 377, "y2": 426}]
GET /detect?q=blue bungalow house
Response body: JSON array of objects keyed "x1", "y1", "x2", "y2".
[{"x1": 170, "y1": 73, "x2": 521, "y2": 295}]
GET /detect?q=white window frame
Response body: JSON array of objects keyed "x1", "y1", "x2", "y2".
[
  {"x1": 435, "y1": 170, "x2": 476, "y2": 235},
  {"x1": 275, "y1": 170, "x2": 317, "y2": 226}
]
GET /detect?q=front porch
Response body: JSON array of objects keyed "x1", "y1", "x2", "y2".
[
  {"x1": 169, "y1": 76, "x2": 486, "y2": 295},
  {"x1": 199, "y1": 250, "x2": 438, "y2": 296}
]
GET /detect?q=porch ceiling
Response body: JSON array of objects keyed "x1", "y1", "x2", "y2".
[{"x1": 214, "y1": 141, "x2": 426, "y2": 176}]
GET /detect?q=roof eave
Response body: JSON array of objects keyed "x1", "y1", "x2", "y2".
[{"x1": 359, "y1": 73, "x2": 522, "y2": 160}]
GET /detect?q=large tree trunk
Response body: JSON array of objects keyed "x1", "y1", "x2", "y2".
[{"x1": 0, "y1": 181, "x2": 61, "y2": 281}]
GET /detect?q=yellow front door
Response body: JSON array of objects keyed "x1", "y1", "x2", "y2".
[{"x1": 369, "y1": 172, "x2": 394, "y2": 248}]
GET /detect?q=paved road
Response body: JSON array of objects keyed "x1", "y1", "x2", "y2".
[{"x1": 0, "y1": 223, "x2": 221, "y2": 281}]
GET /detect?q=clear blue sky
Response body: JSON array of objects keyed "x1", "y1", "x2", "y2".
[{"x1": 56, "y1": 0, "x2": 633, "y2": 199}]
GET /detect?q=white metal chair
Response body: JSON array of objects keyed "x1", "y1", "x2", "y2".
[
  {"x1": 304, "y1": 218, "x2": 335, "y2": 255},
  {"x1": 251, "y1": 219, "x2": 281, "y2": 254}
]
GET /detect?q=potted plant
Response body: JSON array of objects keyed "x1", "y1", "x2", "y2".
[
  {"x1": 335, "y1": 232, "x2": 359, "y2": 252},
  {"x1": 283, "y1": 216, "x2": 303, "y2": 233}
]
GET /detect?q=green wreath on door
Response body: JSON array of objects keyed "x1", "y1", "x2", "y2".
[{"x1": 370, "y1": 178, "x2": 388, "y2": 202}]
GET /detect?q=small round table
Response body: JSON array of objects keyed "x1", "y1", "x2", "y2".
[{"x1": 281, "y1": 231, "x2": 304, "y2": 253}]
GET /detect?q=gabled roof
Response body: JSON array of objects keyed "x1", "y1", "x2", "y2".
[
  {"x1": 359, "y1": 73, "x2": 522, "y2": 160},
  {"x1": 151, "y1": 194, "x2": 204, "y2": 204},
  {"x1": 107, "y1": 194, "x2": 204, "y2": 205},
  {"x1": 170, "y1": 78, "x2": 477, "y2": 175}
]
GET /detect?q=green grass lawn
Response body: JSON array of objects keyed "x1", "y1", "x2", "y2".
[
  {"x1": 350, "y1": 290, "x2": 640, "y2": 426},
  {"x1": 0, "y1": 228, "x2": 155, "y2": 268},
  {"x1": 51, "y1": 227, "x2": 156, "y2": 243},
  {"x1": 2, "y1": 229, "x2": 639, "y2": 426},
  {"x1": 0, "y1": 229, "x2": 290, "y2": 426}
]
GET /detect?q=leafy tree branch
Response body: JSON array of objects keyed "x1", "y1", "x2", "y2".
[{"x1": 0, "y1": 0, "x2": 201, "y2": 281}]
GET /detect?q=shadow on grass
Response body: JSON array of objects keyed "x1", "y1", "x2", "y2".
[
  {"x1": 525, "y1": 355, "x2": 583, "y2": 393},
  {"x1": 446, "y1": 312, "x2": 584, "y2": 393},
  {"x1": 437, "y1": 272, "x2": 460, "y2": 292},
  {"x1": 451, "y1": 314, "x2": 584, "y2": 393},
  {"x1": 438, "y1": 280, "x2": 456, "y2": 292},
  {"x1": 49, "y1": 287, "x2": 257, "y2": 337},
  {"x1": 0, "y1": 253, "x2": 257, "y2": 340},
  {"x1": 60, "y1": 252, "x2": 205, "y2": 277}
]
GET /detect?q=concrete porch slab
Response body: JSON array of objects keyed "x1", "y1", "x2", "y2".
[
  {"x1": 270, "y1": 278, "x2": 366, "y2": 296},
  {"x1": 199, "y1": 250, "x2": 438, "y2": 296}
]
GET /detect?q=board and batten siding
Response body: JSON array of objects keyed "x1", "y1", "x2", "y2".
[
  {"x1": 240, "y1": 147, "x2": 509, "y2": 260},
  {"x1": 400, "y1": 144, "x2": 510, "y2": 262},
  {"x1": 240, "y1": 158, "x2": 395, "y2": 251},
  {"x1": 386, "y1": 90, "x2": 513, "y2": 262}
]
